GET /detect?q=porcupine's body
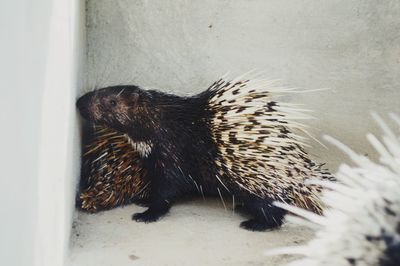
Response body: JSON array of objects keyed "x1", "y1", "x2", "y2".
[
  {"x1": 76, "y1": 75, "x2": 333, "y2": 231},
  {"x1": 270, "y1": 113, "x2": 400, "y2": 265}
]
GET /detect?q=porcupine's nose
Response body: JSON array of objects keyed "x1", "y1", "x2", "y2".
[{"x1": 76, "y1": 92, "x2": 94, "y2": 121}]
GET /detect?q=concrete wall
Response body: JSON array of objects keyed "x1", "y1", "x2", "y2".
[
  {"x1": 86, "y1": 0, "x2": 400, "y2": 168},
  {"x1": 0, "y1": 1, "x2": 85, "y2": 266}
]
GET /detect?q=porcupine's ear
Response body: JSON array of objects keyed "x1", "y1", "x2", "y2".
[
  {"x1": 136, "y1": 90, "x2": 153, "y2": 104},
  {"x1": 130, "y1": 92, "x2": 140, "y2": 104}
]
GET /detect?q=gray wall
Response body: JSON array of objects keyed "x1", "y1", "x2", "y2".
[{"x1": 86, "y1": 0, "x2": 400, "y2": 169}]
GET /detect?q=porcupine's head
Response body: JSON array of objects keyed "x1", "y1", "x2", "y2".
[{"x1": 77, "y1": 86, "x2": 157, "y2": 138}]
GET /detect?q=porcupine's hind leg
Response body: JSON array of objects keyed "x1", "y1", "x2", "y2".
[{"x1": 239, "y1": 195, "x2": 286, "y2": 231}]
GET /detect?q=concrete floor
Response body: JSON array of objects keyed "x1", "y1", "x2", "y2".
[{"x1": 68, "y1": 199, "x2": 313, "y2": 266}]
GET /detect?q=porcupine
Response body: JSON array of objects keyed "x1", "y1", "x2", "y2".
[
  {"x1": 76, "y1": 75, "x2": 334, "y2": 231},
  {"x1": 77, "y1": 124, "x2": 150, "y2": 212},
  {"x1": 268, "y1": 113, "x2": 400, "y2": 265}
]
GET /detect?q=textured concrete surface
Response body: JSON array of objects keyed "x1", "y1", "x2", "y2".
[
  {"x1": 70, "y1": 1, "x2": 400, "y2": 265},
  {"x1": 69, "y1": 199, "x2": 312, "y2": 266}
]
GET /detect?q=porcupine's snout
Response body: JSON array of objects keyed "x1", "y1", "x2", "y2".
[
  {"x1": 76, "y1": 93, "x2": 92, "y2": 120},
  {"x1": 76, "y1": 92, "x2": 100, "y2": 122}
]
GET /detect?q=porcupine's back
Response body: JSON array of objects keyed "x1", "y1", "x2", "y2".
[{"x1": 204, "y1": 75, "x2": 334, "y2": 214}]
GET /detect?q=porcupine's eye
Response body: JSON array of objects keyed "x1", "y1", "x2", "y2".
[{"x1": 109, "y1": 100, "x2": 117, "y2": 107}]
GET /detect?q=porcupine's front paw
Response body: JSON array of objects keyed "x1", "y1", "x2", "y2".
[
  {"x1": 240, "y1": 219, "x2": 282, "y2": 231},
  {"x1": 132, "y1": 210, "x2": 161, "y2": 223},
  {"x1": 132, "y1": 202, "x2": 170, "y2": 223}
]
